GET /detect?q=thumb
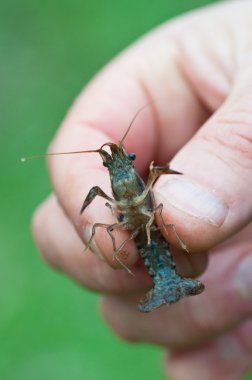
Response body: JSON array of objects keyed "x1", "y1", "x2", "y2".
[{"x1": 154, "y1": 88, "x2": 252, "y2": 252}]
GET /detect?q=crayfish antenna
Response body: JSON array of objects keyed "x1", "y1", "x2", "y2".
[
  {"x1": 119, "y1": 102, "x2": 155, "y2": 148},
  {"x1": 20, "y1": 149, "x2": 101, "y2": 162}
]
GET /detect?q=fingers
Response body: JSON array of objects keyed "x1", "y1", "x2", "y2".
[
  {"x1": 32, "y1": 194, "x2": 207, "y2": 291},
  {"x1": 100, "y1": 238, "x2": 252, "y2": 347},
  {"x1": 165, "y1": 321, "x2": 252, "y2": 380}
]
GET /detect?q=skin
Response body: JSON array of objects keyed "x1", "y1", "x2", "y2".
[{"x1": 32, "y1": 1, "x2": 252, "y2": 379}]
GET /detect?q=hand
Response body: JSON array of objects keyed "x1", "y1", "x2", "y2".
[{"x1": 32, "y1": 1, "x2": 252, "y2": 379}]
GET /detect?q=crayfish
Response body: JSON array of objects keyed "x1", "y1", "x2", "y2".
[{"x1": 23, "y1": 107, "x2": 204, "y2": 312}]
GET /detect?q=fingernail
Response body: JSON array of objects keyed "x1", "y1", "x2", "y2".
[
  {"x1": 83, "y1": 224, "x2": 105, "y2": 261},
  {"x1": 234, "y1": 255, "x2": 252, "y2": 300},
  {"x1": 156, "y1": 177, "x2": 228, "y2": 227}
]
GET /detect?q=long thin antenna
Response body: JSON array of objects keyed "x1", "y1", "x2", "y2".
[
  {"x1": 21, "y1": 149, "x2": 100, "y2": 162},
  {"x1": 119, "y1": 101, "x2": 154, "y2": 147}
]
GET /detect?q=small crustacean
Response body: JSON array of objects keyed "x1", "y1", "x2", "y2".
[{"x1": 22, "y1": 108, "x2": 204, "y2": 312}]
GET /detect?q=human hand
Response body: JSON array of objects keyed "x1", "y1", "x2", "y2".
[{"x1": 32, "y1": 1, "x2": 252, "y2": 379}]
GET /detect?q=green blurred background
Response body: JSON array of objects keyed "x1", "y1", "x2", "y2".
[{"x1": 1, "y1": 1, "x2": 251, "y2": 379}]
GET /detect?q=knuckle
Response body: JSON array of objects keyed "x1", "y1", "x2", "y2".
[{"x1": 201, "y1": 102, "x2": 252, "y2": 171}]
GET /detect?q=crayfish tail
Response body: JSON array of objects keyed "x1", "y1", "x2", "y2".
[{"x1": 138, "y1": 278, "x2": 204, "y2": 313}]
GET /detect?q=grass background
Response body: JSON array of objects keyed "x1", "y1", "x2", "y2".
[{"x1": 1, "y1": 0, "x2": 252, "y2": 379}]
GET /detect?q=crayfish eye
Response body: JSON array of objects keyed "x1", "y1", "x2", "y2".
[
  {"x1": 103, "y1": 162, "x2": 107, "y2": 167},
  {"x1": 129, "y1": 153, "x2": 136, "y2": 160}
]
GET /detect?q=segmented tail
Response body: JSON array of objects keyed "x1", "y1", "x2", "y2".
[{"x1": 135, "y1": 230, "x2": 205, "y2": 313}]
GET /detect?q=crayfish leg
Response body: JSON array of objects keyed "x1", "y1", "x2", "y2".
[
  {"x1": 80, "y1": 186, "x2": 115, "y2": 214},
  {"x1": 155, "y1": 204, "x2": 189, "y2": 254}
]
